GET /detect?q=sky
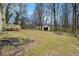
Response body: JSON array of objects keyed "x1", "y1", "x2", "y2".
[{"x1": 27, "y1": 3, "x2": 35, "y2": 18}]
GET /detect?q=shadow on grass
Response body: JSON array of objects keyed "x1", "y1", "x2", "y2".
[
  {"x1": 0, "y1": 37, "x2": 34, "y2": 56},
  {"x1": 0, "y1": 37, "x2": 34, "y2": 48}
]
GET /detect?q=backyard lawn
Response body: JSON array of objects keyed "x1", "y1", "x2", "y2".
[{"x1": 0, "y1": 29, "x2": 79, "y2": 56}]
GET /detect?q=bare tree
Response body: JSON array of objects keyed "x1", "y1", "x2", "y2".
[
  {"x1": 16, "y1": 4, "x2": 28, "y2": 29},
  {"x1": 5, "y1": 3, "x2": 13, "y2": 24},
  {"x1": 63, "y1": 4, "x2": 68, "y2": 32},
  {"x1": 34, "y1": 3, "x2": 44, "y2": 30},
  {"x1": 14, "y1": 10, "x2": 20, "y2": 24},
  {"x1": 0, "y1": 3, "x2": 3, "y2": 31},
  {"x1": 72, "y1": 3, "x2": 77, "y2": 36},
  {"x1": 46, "y1": 3, "x2": 57, "y2": 31},
  {"x1": 53, "y1": 4, "x2": 57, "y2": 31}
]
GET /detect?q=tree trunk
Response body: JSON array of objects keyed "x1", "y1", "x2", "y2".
[
  {"x1": 64, "y1": 4, "x2": 68, "y2": 32},
  {"x1": 0, "y1": 6, "x2": 2, "y2": 32},
  {"x1": 53, "y1": 4, "x2": 57, "y2": 31},
  {"x1": 72, "y1": 3, "x2": 77, "y2": 36}
]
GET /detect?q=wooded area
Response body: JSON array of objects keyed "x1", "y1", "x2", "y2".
[{"x1": 0, "y1": 3, "x2": 79, "y2": 36}]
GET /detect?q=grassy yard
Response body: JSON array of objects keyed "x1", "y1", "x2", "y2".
[{"x1": 0, "y1": 29, "x2": 79, "y2": 56}]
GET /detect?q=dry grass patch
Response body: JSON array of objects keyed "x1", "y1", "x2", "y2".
[{"x1": 0, "y1": 29, "x2": 79, "y2": 55}]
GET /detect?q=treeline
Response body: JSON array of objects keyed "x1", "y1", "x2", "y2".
[
  {"x1": 32, "y1": 3, "x2": 79, "y2": 36},
  {"x1": 0, "y1": 3, "x2": 29, "y2": 29},
  {"x1": 0, "y1": 3, "x2": 79, "y2": 36}
]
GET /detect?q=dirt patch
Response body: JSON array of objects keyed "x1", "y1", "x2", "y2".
[
  {"x1": 0, "y1": 37, "x2": 34, "y2": 47},
  {"x1": 0, "y1": 37, "x2": 34, "y2": 56}
]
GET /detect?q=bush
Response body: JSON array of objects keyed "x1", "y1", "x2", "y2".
[{"x1": 3, "y1": 24, "x2": 21, "y2": 31}]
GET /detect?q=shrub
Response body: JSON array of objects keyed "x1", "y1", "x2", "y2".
[{"x1": 3, "y1": 24, "x2": 21, "y2": 31}]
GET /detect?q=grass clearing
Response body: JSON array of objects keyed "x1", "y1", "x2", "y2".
[{"x1": 0, "y1": 29, "x2": 79, "y2": 55}]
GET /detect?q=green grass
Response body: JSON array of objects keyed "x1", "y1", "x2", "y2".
[{"x1": 0, "y1": 29, "x2": 79, "y2": 56}]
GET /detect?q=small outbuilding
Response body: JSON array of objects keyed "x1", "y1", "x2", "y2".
[{"x1": 42, "y1": 25, "x2": 50, "y2": 31}]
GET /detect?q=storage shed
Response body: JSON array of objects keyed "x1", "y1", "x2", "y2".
[{"x1": 42, "y1": 25, "x2": 50, "y2": 31}]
